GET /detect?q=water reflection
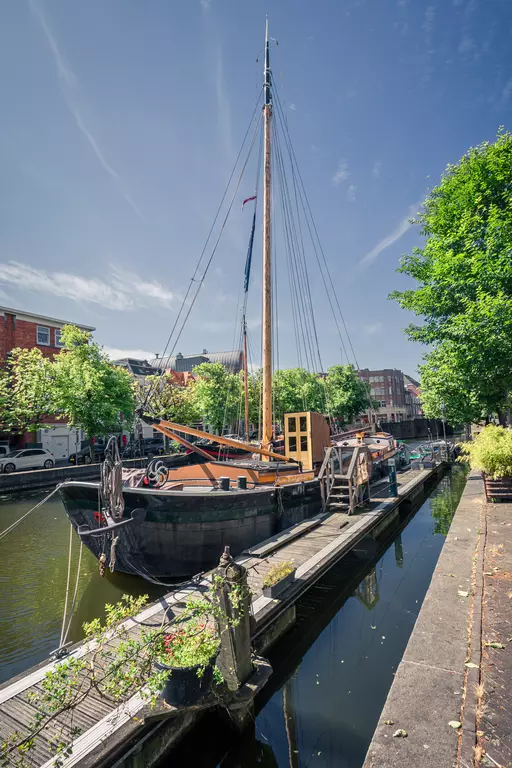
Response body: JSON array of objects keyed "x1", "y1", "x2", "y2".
[
  {"x1": 167, "y1": 467, "x2": 468, "y2": 768},
  {"x1": 394, "y1": 534, "x2": 404, "y2": 568},
  {"x1": 430, "y1": 470, "x2": 467, "y2": 535},
  {"x1": 0, "y1": 490, "x2": 164, "y2": 683},
  {"x1": 353, "y1": 567, "x2": 379, "y2": 610}
]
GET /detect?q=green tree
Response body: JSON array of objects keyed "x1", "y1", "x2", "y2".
[
  {"x1": 141, "y1": 373, "x2": 200, "y2": 425},
  {"x1": 191, "y1": 362, "x2": 242, "y2": 433},
  {"x1": 0, "y1": 348, "x2": 53, "y2": 434},
  {"x1": 391, "y1": 129, "x2": 512, "y2": 424},
  {"x1": 51, "y1": 326, "x2": 135, "y2": 449},
  {"x1": 272, "y1": 368, "x2": 324, "y2": 424},
  {"x1": 325, "y1": 364, "x2": 370, "y2": 425}
]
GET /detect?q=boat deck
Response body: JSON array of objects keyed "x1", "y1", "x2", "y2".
[{"x1": 0, "y1": 465, "x2": 442, "y2": 768}]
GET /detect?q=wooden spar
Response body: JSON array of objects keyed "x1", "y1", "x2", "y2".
[
  {"x1": 154, "y1": 425, "x2": 213, "y2": 461},
  {"x1": 261, "y1": 19, "x2": 273, "y2": 457},
  {"x1": 151, "y1": 419, "x2": 294, "y2": 464},
  {"x1": 242, "y1": 317, "x2": 250, "y2": 441}
]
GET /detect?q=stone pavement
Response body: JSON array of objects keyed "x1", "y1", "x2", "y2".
[{"x1": 477, "y1": 501, "x2": 512, "y2": 768}]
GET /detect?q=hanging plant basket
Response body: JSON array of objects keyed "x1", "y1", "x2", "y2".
[
  {"x1": 483, "y1": 474, "x2": 512, "y2": 503},
  {"x1": 155, "y1": 654, "x2": 218, "y2": 708}
]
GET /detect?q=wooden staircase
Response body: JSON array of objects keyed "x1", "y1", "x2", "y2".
[
  {"x1": 325, "y1": 476, "x2": 351, "y2": 511},
  {"x1": 318, "y1": 444, "x2": 371, "y2": 515}
]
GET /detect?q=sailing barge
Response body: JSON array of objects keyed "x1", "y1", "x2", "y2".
[{"x1": 58, "y1": 23, "x2": 398, "y2": 580}]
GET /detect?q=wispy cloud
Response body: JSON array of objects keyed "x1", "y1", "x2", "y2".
[
  {"x1": 458, "y1": 32, "x2": 475, "y2": 56},
  {"x1": 0, "y1": 262, "x2": 175, "y2": 310},
  {"x1": 103, "y1": 346, "x2": 157, "y2": 361},
  {"x1": 215, "y1": 45, "x2": 234, "y2": 160},
  {"x1": 289, "y1": 103, "x2": 297, "y2": 111},
  {"x1": 360, "y1": 202, "x2": 420, "y2": 268},
  {"x1": 372, "y1": 161, "x2": 382, "y2": 178},
  {"x1": 501, "y1": 78, "x2": 512, "y2": 103},
  {"x1": 200, "y1": 0, "x2": 211, "y2": 8},
  {"x1": 348, "y1": 184, "x2": 357, "y2": 202},
  {"x1": 29, "y1": 1, "x2": 145, "y2": 220},
  {"x1": 332, "y1": 159, "x2": 350, "y2": 186},
  {"x1": 422, "y1": 5, "x2": 436, "y2": 46},
  {"x1": 363, "y1": 322, "x2": 383, "y2": 335}
]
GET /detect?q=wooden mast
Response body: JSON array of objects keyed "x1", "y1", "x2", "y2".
[
  {"x1": 242, "y1": 317, "x2": 250, "y2": 440},
  {"x1": 262, "y1": 19, "x2": 273, "y2": 457}
]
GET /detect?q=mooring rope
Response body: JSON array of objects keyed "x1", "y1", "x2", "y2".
[
  {"x1": 59, "y1": 523, "x2": 74, "y2": 648},
  {"x1": 0, "y1": 486, "x2": 60, "y2": 541},
  {"x1": 59, "y1": 534, "x2": 84, "y2": 649}
]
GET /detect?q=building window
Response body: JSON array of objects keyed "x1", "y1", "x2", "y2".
[
  {"x1": 300, "y1": 435, "x2": 308, "y2": 451},
  {"x1": 37, "y1": 326, "x2": 50, "y2": 346},
  {"x1": 288, "y1": 417, "x2": 296, "y2": 434},
  {"x1": 299, "y1": 416, "x2": 307, "y2": 432},
  {"x1": 380, "y1": 401, "x2": 387, "y2": 408},
  {"x1": 55, "y1": 329, "x2": 64, "y2": 347},
  {"x1": 289, "y1": 436, "x2": 297, "y2": 452}
]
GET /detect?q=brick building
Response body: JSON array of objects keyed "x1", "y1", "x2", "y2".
[
  {"x1": 404, "y1": 374, "x2": 423, "y2": 419},
  {"x1": 359, "y1": 368, "x2": 408, "y2": 423},
  {"x1": 0, "y1": 305, "x2": 95, "y2": 457},
  {"x1": 0, "y1": 305, "x2": 95, "y2": 360}
]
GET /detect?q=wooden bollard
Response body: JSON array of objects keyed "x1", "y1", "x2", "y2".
[{"x1": 214, "y1": 546, "x2": 253, "y2": 693}]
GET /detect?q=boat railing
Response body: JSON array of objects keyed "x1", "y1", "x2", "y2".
[{"x1": 319, "y1": 445, "x2": 369, "y2": 514}]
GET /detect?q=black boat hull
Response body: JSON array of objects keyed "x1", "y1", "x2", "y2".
[{"x1": 58, "y1": 479, "x2": 322, "y2": 578}]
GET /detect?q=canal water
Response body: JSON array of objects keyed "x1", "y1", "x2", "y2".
[
  {"x1": 0, "y1": 491, "x2": 164, "y2": 684},
  {"x1": 0, "y1": 466, "x2": 467, "y2": 766},
  {"x1": 160, "y1": 466, "x2": 468, "y2": 768}
]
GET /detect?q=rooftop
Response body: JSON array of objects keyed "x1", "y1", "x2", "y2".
[{"x1": 0, "y1": 305, "x2": 95, "y2": 331}]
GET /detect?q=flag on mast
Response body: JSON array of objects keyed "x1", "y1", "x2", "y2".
[{"x1": 242, "y1": 195, "x2": 257, "y2": 210}]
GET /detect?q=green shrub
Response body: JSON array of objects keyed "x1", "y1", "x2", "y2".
[
  {"x1": 458, "y1": 425, "x2": 512, "y2": 478},
  {"x1": 263, "y1": 560, "x2": 295, "y2": 589}
]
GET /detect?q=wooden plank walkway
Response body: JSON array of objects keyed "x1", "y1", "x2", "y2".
[{"x1": 0, "y1": 465, "x2": 439, "y2": 768}]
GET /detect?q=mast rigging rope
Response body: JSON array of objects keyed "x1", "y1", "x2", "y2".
[{"x1": 143, "y1": 87, "x2": 264, "y2": 410}]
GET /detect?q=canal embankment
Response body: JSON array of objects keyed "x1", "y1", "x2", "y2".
[{"x1": 363, "y1": 470, "x2": 512, "y2": 768}]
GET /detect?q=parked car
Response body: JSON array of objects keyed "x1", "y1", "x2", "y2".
[
  {"x1": 0, "y1": 445, "x2": 11, "y2": 461},
  {"x1": 0, "y1": 449, "x2": 55, "y2": 473},
  {"x1": 143, "y1": 437, "x2": 165, "y2": 456},
  {"x1": 69, "y1": 445, "x2": 106, "y2": 465},
  {"x1": 121, "y1": 438, "x2": 166, "y2": 460}
]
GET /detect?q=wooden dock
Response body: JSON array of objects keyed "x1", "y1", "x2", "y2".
[{"x1": 0, "y1": 464, "x2": 444, "y2": 768}]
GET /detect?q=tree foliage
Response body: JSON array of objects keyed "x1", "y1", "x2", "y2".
[
  {"x1": 191, "y1": 362, "x2": 242, "y2": 433},
  {"x1": 140, "y1": 374, "x2": 200, "y2": 425},
  {"x1": 325, "y1": 364, "x2": 371, "y2": 424},
  {"x1": 391, "y1": 129, "x2": 512, "y2": 424},
  {"x1": 272, "y1": 368, "x2": 325, "y2": 424},
  {"x1": 0, "y1": 348, "x2": 53, "y2": 434},
  {"x1": 51, "y1": 326, "x2": 135, "y2": 439}
]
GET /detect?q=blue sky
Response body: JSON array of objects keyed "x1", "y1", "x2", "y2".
[{"x1": 1, "y1": 0, "x2": 511, "y2": 375}]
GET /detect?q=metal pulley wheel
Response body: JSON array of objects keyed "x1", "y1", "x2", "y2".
[{"x1": 145, "y1": 459, "x2": 168, "y2": 487}]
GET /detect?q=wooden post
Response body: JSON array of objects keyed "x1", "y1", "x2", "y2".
[
  {"x1": 261, "y1": 19, "x2": 273, "y2": 457},
  {"x1": 214, "y1": 546, "x2": 253, "y2": 693}
]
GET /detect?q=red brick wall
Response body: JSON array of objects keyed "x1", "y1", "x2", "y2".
[{"x1": 0, "y1": 313, "x2": 63, "y2": 361}]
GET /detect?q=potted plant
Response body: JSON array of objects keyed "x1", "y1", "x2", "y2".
[
  {"x1": 154, "y1": 620, "x2": 222, "y2": 707},
  {"x1": 262, "y1": 560, "x2": 296, "y2": 598},
  {"x1": 458, "y1": 425, "x2": 512, "y2": 501}
]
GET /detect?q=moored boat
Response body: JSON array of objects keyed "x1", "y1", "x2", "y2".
[{"x1": 58, "y1": 22, "x2": 394, "y2": 582}]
